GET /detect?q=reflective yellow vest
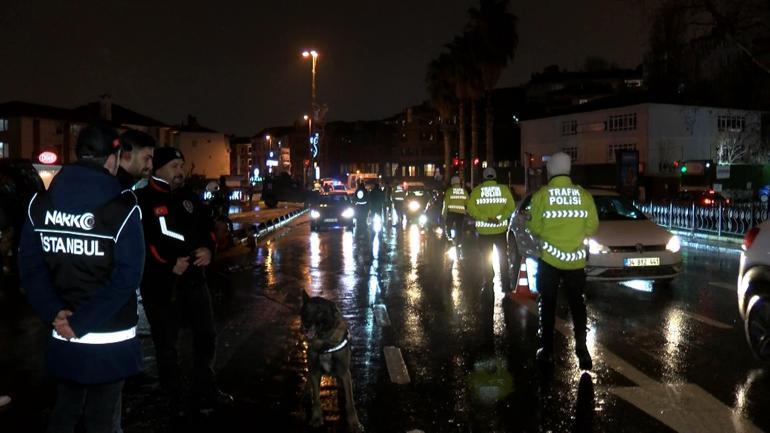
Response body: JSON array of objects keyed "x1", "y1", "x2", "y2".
[
  {"x1": 466, "y1": 180, "x2": 515, "y2": 235},
  {"x1": 443, "y1": 186, "x2": 468, "y2": 215},
  {"x1": 527, "y1": 175, "x2": 599, "y2": 270}
]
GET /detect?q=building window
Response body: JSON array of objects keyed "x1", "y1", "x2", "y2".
[
  {"x1": 0, "y1": 119, "x2": 7, "y2": 132},
  {"x1": 608, "y1": 143, "x2": 636, "y2": 162},
  {"x1": 0, "y1": 141, "x2": 6, "y2": 158},
  {"x1": 424, "y1": 164, "x2": 435, "y2": 177},
  {"x1": 717, "y1": 115, "x2": 745, "y2": 132},
  {"x1": 561, "y1": 120, "x2": 577, "y2": 136},
  {"x1": 607, "y1": 113, "x2": 637, "y2": 132},
  {"x1": 562, "y1": 147, "x2": 578, "y2": 162}
]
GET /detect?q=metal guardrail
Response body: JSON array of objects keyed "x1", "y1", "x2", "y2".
[
  {"x1": 232, "y1": 207, "x2": 308, "y2": 247},
  {"x1": 636, "y1": 201, "x2": 770, "y2": 238}
]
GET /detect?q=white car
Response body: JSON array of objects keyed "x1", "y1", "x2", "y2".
[
  {"x1": 737, "y1": 220, "x2": 770, "y2": 361},
  {"x1": 508, "y1": 190, "x2": 682, "y2": 286}
]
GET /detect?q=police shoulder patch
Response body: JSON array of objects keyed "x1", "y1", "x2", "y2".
[
  {"x1": 154, "y1": 206, "x2": 168, "y2": 217},
  {"x1": 183, "y1": 200, "x2": 194, "y2": 213}
]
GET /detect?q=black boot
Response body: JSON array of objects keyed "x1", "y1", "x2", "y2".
[
  {"x1": 535, "y1": 347, "x2": 553, "y2": 365},
  {"x1": 575, "y1": 343, "x2": 592, "y2": 371}
]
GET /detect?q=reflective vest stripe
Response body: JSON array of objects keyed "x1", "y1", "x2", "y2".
[
  {"x1": 159, "y1": 216, "x2": 185, "y2": 241},
  {"x1": 543, "y1": 210, "x2": 589, "y2": 219},
  {"x1": 447, "y1": 205, "x2": 465, "y2": 211},
  {"x1": 542, "y1": 241, "x2": 586, "y2": 262},
  {"x1": 450, "y1": 195, "x2": 467, "y2": 200},
  {"x1": 475, "y1": 197, "x2": 508, "y2": 205},
  {"x1": 475, "y1": 220, "x2": 508, "y2": 228},
  {"x1": 52, "y1": 326, "x2": 137, "y2": 345}
]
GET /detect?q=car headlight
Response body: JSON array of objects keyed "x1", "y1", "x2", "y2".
[
  {"x1": 341, "y1": 207, "x2": 354, "y2": 219},
  {"x1": 418, "y1": 214, "x2": 428, "y2": 226},
  {"x1": 666, "y1": 235, "x2": 681, "y2": 253},
  {"x1": 586, "y1": 238, "x2": 609, "y2": 255},
  {"x1": 310, "y1": 210, "x2": 321, "y2": 219},
  {"x1": 408, "y1": 200, "x2": 421, "y2": 212}
]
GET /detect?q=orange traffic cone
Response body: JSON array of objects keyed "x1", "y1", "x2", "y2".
[{"x1": 511, "y1": 258, "x2": 537, "y2": 299}]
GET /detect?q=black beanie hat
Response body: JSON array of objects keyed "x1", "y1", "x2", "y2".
[
  {"x1": 153, "y1": 147, "x2": 185, "y2": 172},
  {"x1": 76, "y1": 124, "x2": 121, "y2": 159}
]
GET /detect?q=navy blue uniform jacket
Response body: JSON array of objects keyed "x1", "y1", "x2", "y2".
[{"x1": 19, "y1": 163, "x2": 144, "y2": 384}]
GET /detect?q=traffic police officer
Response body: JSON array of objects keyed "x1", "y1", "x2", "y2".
[
  {"x1": 527, "y1": 152, "x2": 598, "y2": 370},
  {"x1": 136, "y1": 147, "x2": 232, "y2": 416},
  {"x1": 466, "y1": 168, "x2": 516, "y2": 292},
  {"x1": 20, "y1": 124, "x2": 144, "y2": 433},
  {"x1": 352, "y1": 180, "x2": 369, "y2": 223},
  {"x1": 442, "y1": 176, "x2": 468, "y2": 244}
]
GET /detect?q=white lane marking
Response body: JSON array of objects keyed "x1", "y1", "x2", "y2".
[
  {"x1": 612, "y1": 384, "x2": 765, "y2": 433},
  {"x1": 384, "y1": 346, "x2": 411, "y2": 384},
  {"x1": 709, "y1": 281, "x2": 737, "y2": 292},
  {"x1": 511, "y1": 297, "x2": 765, "y2": 433},
  {"x1": 374, "y1": 304, "x2": 391, "y2": 327},
  {"x1": 676, "y1": 308, "x2": 733, "y2": 330}
]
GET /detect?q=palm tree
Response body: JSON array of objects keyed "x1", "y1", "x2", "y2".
[
  {"x1": 446, "y1": 34, "x2": 482, "y2": 185},
  {"x1": 466, "y1": 0, "x2": 518, "y2": 167},
  {"x1": 426, "y1": 54, "x2": 458, "y2": 185}
]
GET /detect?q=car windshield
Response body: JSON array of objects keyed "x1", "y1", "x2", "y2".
[
  {"x1": 594, "y1": 195, "x2": 646, "y2": 221},
  {"x1": 320, "y1": 195, "x2": 349, "y2": 205}
]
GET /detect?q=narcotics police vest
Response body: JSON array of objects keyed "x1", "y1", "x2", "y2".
[{"x1": 28, "y1": 190, "x2": 140, "y2": 333}]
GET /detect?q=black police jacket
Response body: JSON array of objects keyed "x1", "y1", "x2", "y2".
[{"x1": 136, "y1": 177, "x2": 216, "y2": 283}]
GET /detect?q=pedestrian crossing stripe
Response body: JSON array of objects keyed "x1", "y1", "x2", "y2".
[{"x1": 543, "y1": 209, "x2": 589, "y2": 219}]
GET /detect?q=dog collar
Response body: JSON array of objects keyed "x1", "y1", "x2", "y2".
[{"x1": 323, "y1": 331, "x2": 349, "y2": 354}]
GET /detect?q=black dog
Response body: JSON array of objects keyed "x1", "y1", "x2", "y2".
[{"x1": 300, "y1": 291, "x2": 363, "y2": 432}]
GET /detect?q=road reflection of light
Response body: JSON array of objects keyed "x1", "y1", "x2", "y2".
[
  {"x1": 341, "y1": 231, "x2": 355, "y2": 290},
  {"x1": 451, "y1": 259, "x2": 462, "y2": 308},
  {"x1": 265, "y1": 244, "x2": 275, "y2": 288},
  {"x1": 621, "y1": 280, "x2": 654, "y2": 292},
  {"x1": 404, "y1": 224, "x2": 424, "y2": 346},
  {"x1": 734, "y1": 369, "x2": 764, "y2": 417},
  {"x1": 308, "y1": 232, "x2": 321, "y2": 293},
  {"x1": 662, "y1": 308, "x2": 687, "y2": 382},
  {"x1": 368, "y1": 235, "x2": 380, "y2": 305},
  {"x1": 408, "y1": 225, "x2": 420, "y2": 268},
  {"x1": 491, "y1": 246, "x2": 501, "y2": 291},
  {"x1": 372, "y1": 213, "x2": 383, "y2": 233},
  {"x1": 446, "y1": 246, "x2": 458, "y2": 262}
]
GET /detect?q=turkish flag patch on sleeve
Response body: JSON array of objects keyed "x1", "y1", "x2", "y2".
[{"x1": 154, "y1": 206, "x2": 169, "y2": 216}]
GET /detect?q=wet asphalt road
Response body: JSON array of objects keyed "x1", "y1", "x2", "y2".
[{"x1": 1, "y1": 213, "x2": 769, "y2": 433}]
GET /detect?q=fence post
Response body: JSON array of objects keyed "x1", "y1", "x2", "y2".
[
  {"x1": 669, "y1": 202, "x2": 673, "y2": 229},
  {"x1": 717, "y1": 202, "x2": 722, "y2": 237},
  {"x1": 750, "y1": 202, "x2": 755, "y2": 229},
  {"x1": 691, "y1": 202, "x2": 696, "y2": 233}
]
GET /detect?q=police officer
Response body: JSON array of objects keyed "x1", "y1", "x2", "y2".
[
  {"x1": 527, "y1": 152, "x2": 598, "y2": 370},
  {"x1": 20, "y1": 124, "x2": 144, "y2": 433},
  {"x1": 136, "y1": 147, "x2": 232, "y2": 417},
  {"x1": 117, "y1": 129, "x2": 156, "y2": 190},
  {"x1": 466, "y1": 168, "x2": 516, "y2": 292},
  {"x1": 442, "y1": 176, "x2": 468, "y2": 244}
]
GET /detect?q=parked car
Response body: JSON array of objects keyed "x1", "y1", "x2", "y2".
[
  {"x1": 508, "y1": 190, "x2": 682, "y2": 287},
  {"x1": 309, "y1": 192, "x2": 355, "y2": 231},
  {"x1": 737, "y1": 221, "x2": 770, "y2": 361},
  {"x1": 0, "y1": 159, "x2": 46, "y2": 292}
]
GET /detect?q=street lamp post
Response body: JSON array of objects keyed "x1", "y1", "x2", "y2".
[{"x1": 302, "y1": 49, "x2": 319, "y2": 181}]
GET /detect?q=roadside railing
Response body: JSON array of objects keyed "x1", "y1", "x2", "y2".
[{"x1": 636, "y1": 201, "x2": 770, "y2": 238}]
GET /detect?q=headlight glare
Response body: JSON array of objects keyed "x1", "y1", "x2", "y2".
[
  {"x1": 586, "y1": 238, "x2": 609, "y2": 255},
  {"x1": 310, "y1": 210, "x2": 321, "y2": 219},
  {"x1": 341, "y1": 207, "x2": 354, "y2": 219},
  {"x1": 666, "y1": 235, "x2": 681, "y2": 253},
  {"x1": 408, "y1": 200, "x2": 421, "y2": 212}
]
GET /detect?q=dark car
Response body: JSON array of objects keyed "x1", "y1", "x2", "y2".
[
  {"x1": 0, "y1": 159, "x2": 46, "y2": 292},
  {"x1": 401, "y1": 188, "x2": 433, "y2": 223},
  {"x1": 310, "y1": 192, "x2": 355, "y2": 231},
  {"x1": 670, "y1": 189, "x2": 731, "y2": 206}
]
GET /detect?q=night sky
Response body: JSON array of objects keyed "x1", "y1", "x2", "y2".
[{"x1": 1, "y1": 0, "x2": 650, "y2": 136}]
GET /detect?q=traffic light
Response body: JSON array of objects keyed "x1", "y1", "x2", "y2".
[
  {"x1": 452, "y1": 157, "x2": 460, "y2": 167},
  {"x1": 680, "y1": 165, "x2": 687, "y2": 174},
  {"x1": 473, "y1": 158, "x2": 480, "y2": 166}
]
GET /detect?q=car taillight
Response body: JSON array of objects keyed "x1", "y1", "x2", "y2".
[
  {"x1": 743, "y1": 227, "x2": 761, "y2": 251},
  {"x1": 703, "y1": 198, "x2": 712, "y2": 205}
]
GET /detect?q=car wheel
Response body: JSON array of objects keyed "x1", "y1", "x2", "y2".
[{"x1": 745, "y1": 295, "x2": 770, "y2": 361}]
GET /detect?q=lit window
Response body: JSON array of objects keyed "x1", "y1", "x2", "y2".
[
  {"x1": 0, "y1": 141, "x2": 7, "y2": 158},
  {"x1": 0, "y1": 119, "x2": 7, "y2": 132},
  {"x1": 424, "y1": 164, "x2": 435, "y2": 177}
]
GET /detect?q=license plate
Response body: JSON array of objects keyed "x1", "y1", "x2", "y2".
[
  {"x1": 324, "y1": 218, "x2": 338, "y2": 223},
  {"x1": 624, "y1": 257, "x2": 660, "y2": 267}
]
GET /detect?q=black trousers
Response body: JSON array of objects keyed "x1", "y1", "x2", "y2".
[
  {"x1": 477, "y1": 232, "x2": 511, "y2": 291},
  {"x1": 445, "y1": 212, "x2": 465, "y2": 244},
  {"x1": 47, "y1": 380, "x2": 124, "y2": 433},
  {"x1": 141, "y1": 272, "x2": 217, "y2": 403},
  {"x1": 536, "y1": 259, "x2": 588, "y2": 353}
]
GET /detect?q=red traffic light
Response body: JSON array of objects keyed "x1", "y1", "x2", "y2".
[
  {"x1": 473, "y1": 158, "x2": 480, "y2": 166},
  {"x1": 38, "y1": 150, "x2": 58, "y2": 165},
  {"x1": 452, "y1": 157, "x2": 460, "y2": 167}
]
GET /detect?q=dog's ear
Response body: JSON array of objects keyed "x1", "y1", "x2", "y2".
[{"x1": 301, "y1": 290, "x2": 310, "y2": 306}]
